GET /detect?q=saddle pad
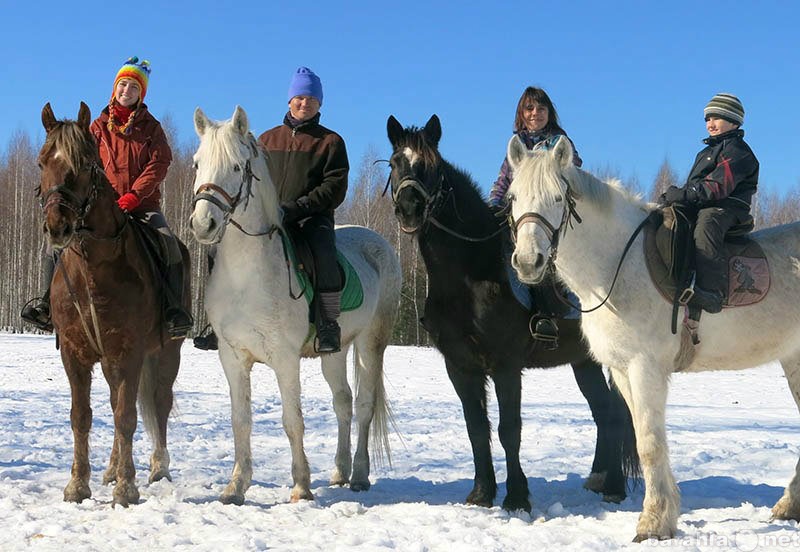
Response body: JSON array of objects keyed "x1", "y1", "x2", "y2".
[
  {"x1": 644, "y1": 209, "x2": 769, "y2": 308},
  {"x1": 279, "y1": 231, "x2": 364, "y2": 312}
]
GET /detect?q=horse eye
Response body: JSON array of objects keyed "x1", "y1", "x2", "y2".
[
  {"x1": 507, "y1": 193, "x2": 515, "y2": 202},
  {"x1": 554, "y1": 195, "x2": 563, "y2": 203},
  {"x1": 233, "y1": 165, "x2": 241, "y2": 172}
]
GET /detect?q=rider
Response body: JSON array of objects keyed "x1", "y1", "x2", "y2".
[
  {"x1": 660, "y1": 92, "x2": 759, "y2": 314},
  {"x1": 20, "y1": 56, "x2": 193, "y2": 337},
  {"x1": 488, "y1": 86, "x2": 582, "y2": 346},
  {"x1": 194, "y1": 67, "x2": 348, "y2": 353}
]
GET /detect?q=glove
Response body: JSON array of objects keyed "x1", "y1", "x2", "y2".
[
  {"x1": 661, "y1": 186, "x2": 685, "y2": 205},
  {"x1": 117, "y1": 192, "x2": 141, "y2": 212},
  {"x1": 280, "y1": 196, "x2": 311, "y2": 224}
]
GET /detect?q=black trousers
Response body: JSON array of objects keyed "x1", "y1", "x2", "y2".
[
  {"x1": 294, "y1": 214, "x2": 341, "y2": 292},
  {"x1": 693, "y1": 207, "x2": 742, "y2": 296}
]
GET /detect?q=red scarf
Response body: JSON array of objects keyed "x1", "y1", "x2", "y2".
[{"x1": 107, "y1": 100, "x2": 137, "y2": 134}]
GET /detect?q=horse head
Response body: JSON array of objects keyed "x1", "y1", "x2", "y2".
[
  {"x1": 38, "y1": 102, "x2": 102, "y2": 250},
  {"x1": 386, "y1": 114, "x2": 445, "y2": 234},
  {"x1": 506, "y1": 134, "x2": 578, "y2": 284},
  {"x1": 190, "y1": 106, "x2": 266, "y2": 245}
]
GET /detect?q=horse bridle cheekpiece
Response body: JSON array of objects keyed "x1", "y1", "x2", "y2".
[
  {"x1": 509, "y1": 176, "x2": 582, "y2": 269},
  {"x1": 192, "y1": 139, "x2": 259, "y2": 220},
  {"x1": 40, "y1": 162, "x2": 103, "y2": 233}
]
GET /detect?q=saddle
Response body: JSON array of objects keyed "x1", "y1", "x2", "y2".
[
  {"x1": 644, "y1": 205, "x2": 770, "y2": 333},
  {"x1": 279, "y1": 227, "x2": 364, "y2": 320}
]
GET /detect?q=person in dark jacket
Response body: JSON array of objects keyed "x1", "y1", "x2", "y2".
[
  {"x1": 660, "y1": 92, "x2": 759, "y2": 314},
  {"x1": 194, "y1": 67, "x2": 348, "y2": 353},
  {"x1": 21, "y1": 56, "x2": 193, "y2": 338},
  {"x1": 489, "y1": 86, "x2": 582, "y2": 347}
]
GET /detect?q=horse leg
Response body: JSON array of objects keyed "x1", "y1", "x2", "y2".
[
  {"x1": 444, "y1": 359, "x2": 496, "y2": 508},
  {"x1": 771, "y1": 354, "x2": 800, "y2": 521},
  {"x1": 617, "y1": 361, "x2": 679, "y2": 542},
  {"x1": 273, "y1": 358, "x2": 313, "y2": 502},
  {"x1": 141, "y1": 347, "x2": 179, "y2": 483},
  {"x1": 219, "y1": 345, "x2": 254, "y2": 505},
  {"x1": 571, "y1": 359, "x2": 627, "y2": 502},
  {"x1": 103, "y1": 357, "x2": 143, "y2": 507},
  {"x1": 62, "y1": 354, "x2": 93, "y2": 503},
  {"x1": 320, "y1": 349, "x2": 353, "y2": 488},
  {"x1": 492, "y1": 368, "x2": 530, "y2": 512},
  {"x1": 103, "y1": 385, "x2": 120, "y2": 485}
]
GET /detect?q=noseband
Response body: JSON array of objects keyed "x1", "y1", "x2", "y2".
[
  {"x1": 40, "y1": 162, "x2": 106, "y2": 235},
  {"x1": 192, "y1": 158, "x2": 257, "y2": 220},
  {"x1": 509, "y1": 177, "x2": 582, "y2": 268}
]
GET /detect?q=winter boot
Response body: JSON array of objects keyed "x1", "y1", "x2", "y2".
[
  {"x1": 316, "y1": 291, "x2": 342, "y2": 353},
  {"x1": 193, "y1": 325, "x2": 219, "y2": 351},
  {"x1": 164, "y1": 261, "x2": 194, "y2": 339}
]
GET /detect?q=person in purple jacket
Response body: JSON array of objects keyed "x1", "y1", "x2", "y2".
[{"x1": 489, "y1": 86, "x2": 582, "y2": 347}]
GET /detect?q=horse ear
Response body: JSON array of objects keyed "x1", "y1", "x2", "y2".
[
  {"x1": 77, "y1": 102, "x2": 91, "y2": 131},
  {"x1": 424, "y1": 114, "x2": 441, "y2": 146},
  {"x1": 194, "y1": 107, "x2": 210, "y2": 137},
  {"x1": 553, "y1": 136, "x2": 574, "y2": 169},
  {"x1": 506, "y1": 135, "x2": 528, "y2": 171},
  {"x1": 41, "y1": 103, "x2": 57, "y2": 133},
  {"x1": 232, "y1": 105, "x2": 249, "y2": 136},
  {"x1": 387, "y1": 115, "x2": 403, "y2": 147}
]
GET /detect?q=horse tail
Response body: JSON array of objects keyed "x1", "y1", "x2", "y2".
[
  {"x1": 354, "y1": 347, "x2": 396, "y2": 469},
  {"x1": 137, "y1": 354, "x2": 161, "y2": 445},
  {"x1": 609, "y1": 372, "x2": 642, "y2": 486}
]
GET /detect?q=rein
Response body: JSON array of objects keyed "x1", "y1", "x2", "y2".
[
  {"x1": 510, "y1": 177, "x2": 649, "y2": 314},
  {"x1": 388, "y1": 168, "x2": 508, "y2": 242}
]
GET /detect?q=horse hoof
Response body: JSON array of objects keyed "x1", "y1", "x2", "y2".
[
  {"x1": 149, "y1": 469, "x2": 172, "y2": 484},
  {"x1": 112, "y1": 482, "x2": 140, "y2": 507},
  {"x1": 220, "y1": 493, "x2": 245, "y2": 506},
  {"x1": 466, "y1": 486, "x2": 496, "y2": 508},
  {"x1": 633, "y1": 532, "x2": 673, "y2": 543},
  {"x1": 63, "y1": 481, "x2": 91, "y2": 503},
  {"x1": 350, "y1": 479, "x2": 371, "y2": 492},
  {"x1": 290, "y1": 489, "x2": 314, "y2": 502},
  {"x1": 583, "y1": 471, "x2": 607, "y2": 494},
  {"x1": 771, "y1": 498, "x2": 800, "y2": 521},
  {"x1": 602, "y1": 492, "x2": 626, "y2": 504},
  {"x1": 502, "y1": 496, "x2": 532, "y2": 513}
]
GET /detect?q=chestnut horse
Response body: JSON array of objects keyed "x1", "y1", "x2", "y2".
[{"x1": 38, "y1": 102, "x2": 188, "y2": 507}]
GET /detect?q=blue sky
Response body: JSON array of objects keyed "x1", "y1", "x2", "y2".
[{"x1": 3, "y1": 1, "x2": 799, "y2": 197}]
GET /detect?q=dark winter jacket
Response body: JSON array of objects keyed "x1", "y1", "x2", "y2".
[
  {"x1": 90, "y1": 104, "x2": 172, "y2": 213},
  {"x1": 681, "y1": 128, "x2": 758, "y2": 217},
  {"x1": 258, "y1": 112, "x2": 349, "y2": 219},
  {"x1": 488, "y1": 129, "x2": 582, "y2": 208}
]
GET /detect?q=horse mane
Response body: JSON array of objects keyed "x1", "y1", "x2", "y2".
[
  {"x1": 41, "y1": 120, "x2": 98, "y2": 175},
  {"x1": 513, "y1": 148, "x2": 646, "y2": 213},
  {"x1": 196, "y1": 119, "x2": 262, "y2": 171}
]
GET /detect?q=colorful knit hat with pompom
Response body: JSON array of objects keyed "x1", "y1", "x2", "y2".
[{"x1": 112, "y1": 56, "x2": 151, "y2": 101}]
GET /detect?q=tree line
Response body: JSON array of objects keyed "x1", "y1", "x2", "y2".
[{"x1": 1, "y1": 126, "x2": 798, "y2": 343}]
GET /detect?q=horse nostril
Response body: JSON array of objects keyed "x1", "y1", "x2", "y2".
[{"x1": 534, "y1": 253, "x2": 545, "y2": 270}]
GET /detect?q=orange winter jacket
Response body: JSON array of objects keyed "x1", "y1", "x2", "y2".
[{"x1": 90, "y1": 104, "x2": 172, "y2": 212}]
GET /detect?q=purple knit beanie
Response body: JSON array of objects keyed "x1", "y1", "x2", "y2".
[{"x1": 287, "y1": 67, "x2": 323, "y2": 105}]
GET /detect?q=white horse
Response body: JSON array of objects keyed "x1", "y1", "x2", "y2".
[
  {"x1": 189, "y1": 106, "x2": 402, "y2": 505},
  {"x1": 505, "y1": 135, "x2": 800, "y2": 541}
]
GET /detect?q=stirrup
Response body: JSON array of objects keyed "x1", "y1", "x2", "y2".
[
  {"x1": 166, "y1": 308, "x2": 194, "y2": 340},
  {"x1": 529, "y1": 316, "x2": 559, "y2": 350},
  {"x1": 20, "y1": 297, "x2": 53, "y2": 332}
]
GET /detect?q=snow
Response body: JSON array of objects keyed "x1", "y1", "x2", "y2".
[{"x1": 1, "y1": 333, "x2": 799, "y2": 551}]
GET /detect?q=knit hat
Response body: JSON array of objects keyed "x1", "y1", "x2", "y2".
[
  {"x1": 112, "y1": 56, "x2": 151, "y2": 101},
  {"x1": 287, "y1": 67, "x2": 323, "y2": 105},
  {"x1": 703, "y1": 93, "x2": 744, "y2": 126}
]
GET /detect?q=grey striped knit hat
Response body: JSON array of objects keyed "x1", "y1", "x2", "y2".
[{"x1": 704, "y1": 93, "x2": 744, "y2": 125}]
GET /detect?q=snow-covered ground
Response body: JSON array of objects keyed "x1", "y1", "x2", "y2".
[{"x1": 1, "y1": 333, "x2": 799, "y2": 551}]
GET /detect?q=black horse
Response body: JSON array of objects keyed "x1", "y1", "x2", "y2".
[{"x1": 386, "y1": 114, "x2": 638, "y2": 512}]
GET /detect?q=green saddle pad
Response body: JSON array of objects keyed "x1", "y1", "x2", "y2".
[{"x1": 280, "y1": 232, "x2": 364, "y2": 312}]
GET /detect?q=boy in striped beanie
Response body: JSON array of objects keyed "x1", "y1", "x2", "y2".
[{"x1": 660, "y1": 92, "x2": 759, "y2": 314}]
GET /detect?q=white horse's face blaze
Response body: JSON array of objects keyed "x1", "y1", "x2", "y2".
[
  {"x1": 506, "y1": 136, "x2": 572, "y2": 285},
  {"x1": 189, "y1": 107, "x2": 252, "y2": 245}
]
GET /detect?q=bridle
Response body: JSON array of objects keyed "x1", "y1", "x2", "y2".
[
  {"x1": 191, "y1": 140, "x2": 275, "y2": 238},
  {"x1": 509, "y1": 176, "x2": 649, "y2": 314},
  {"x1": 385, "y1": 159, "x2": 507, "y2": 242}
]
